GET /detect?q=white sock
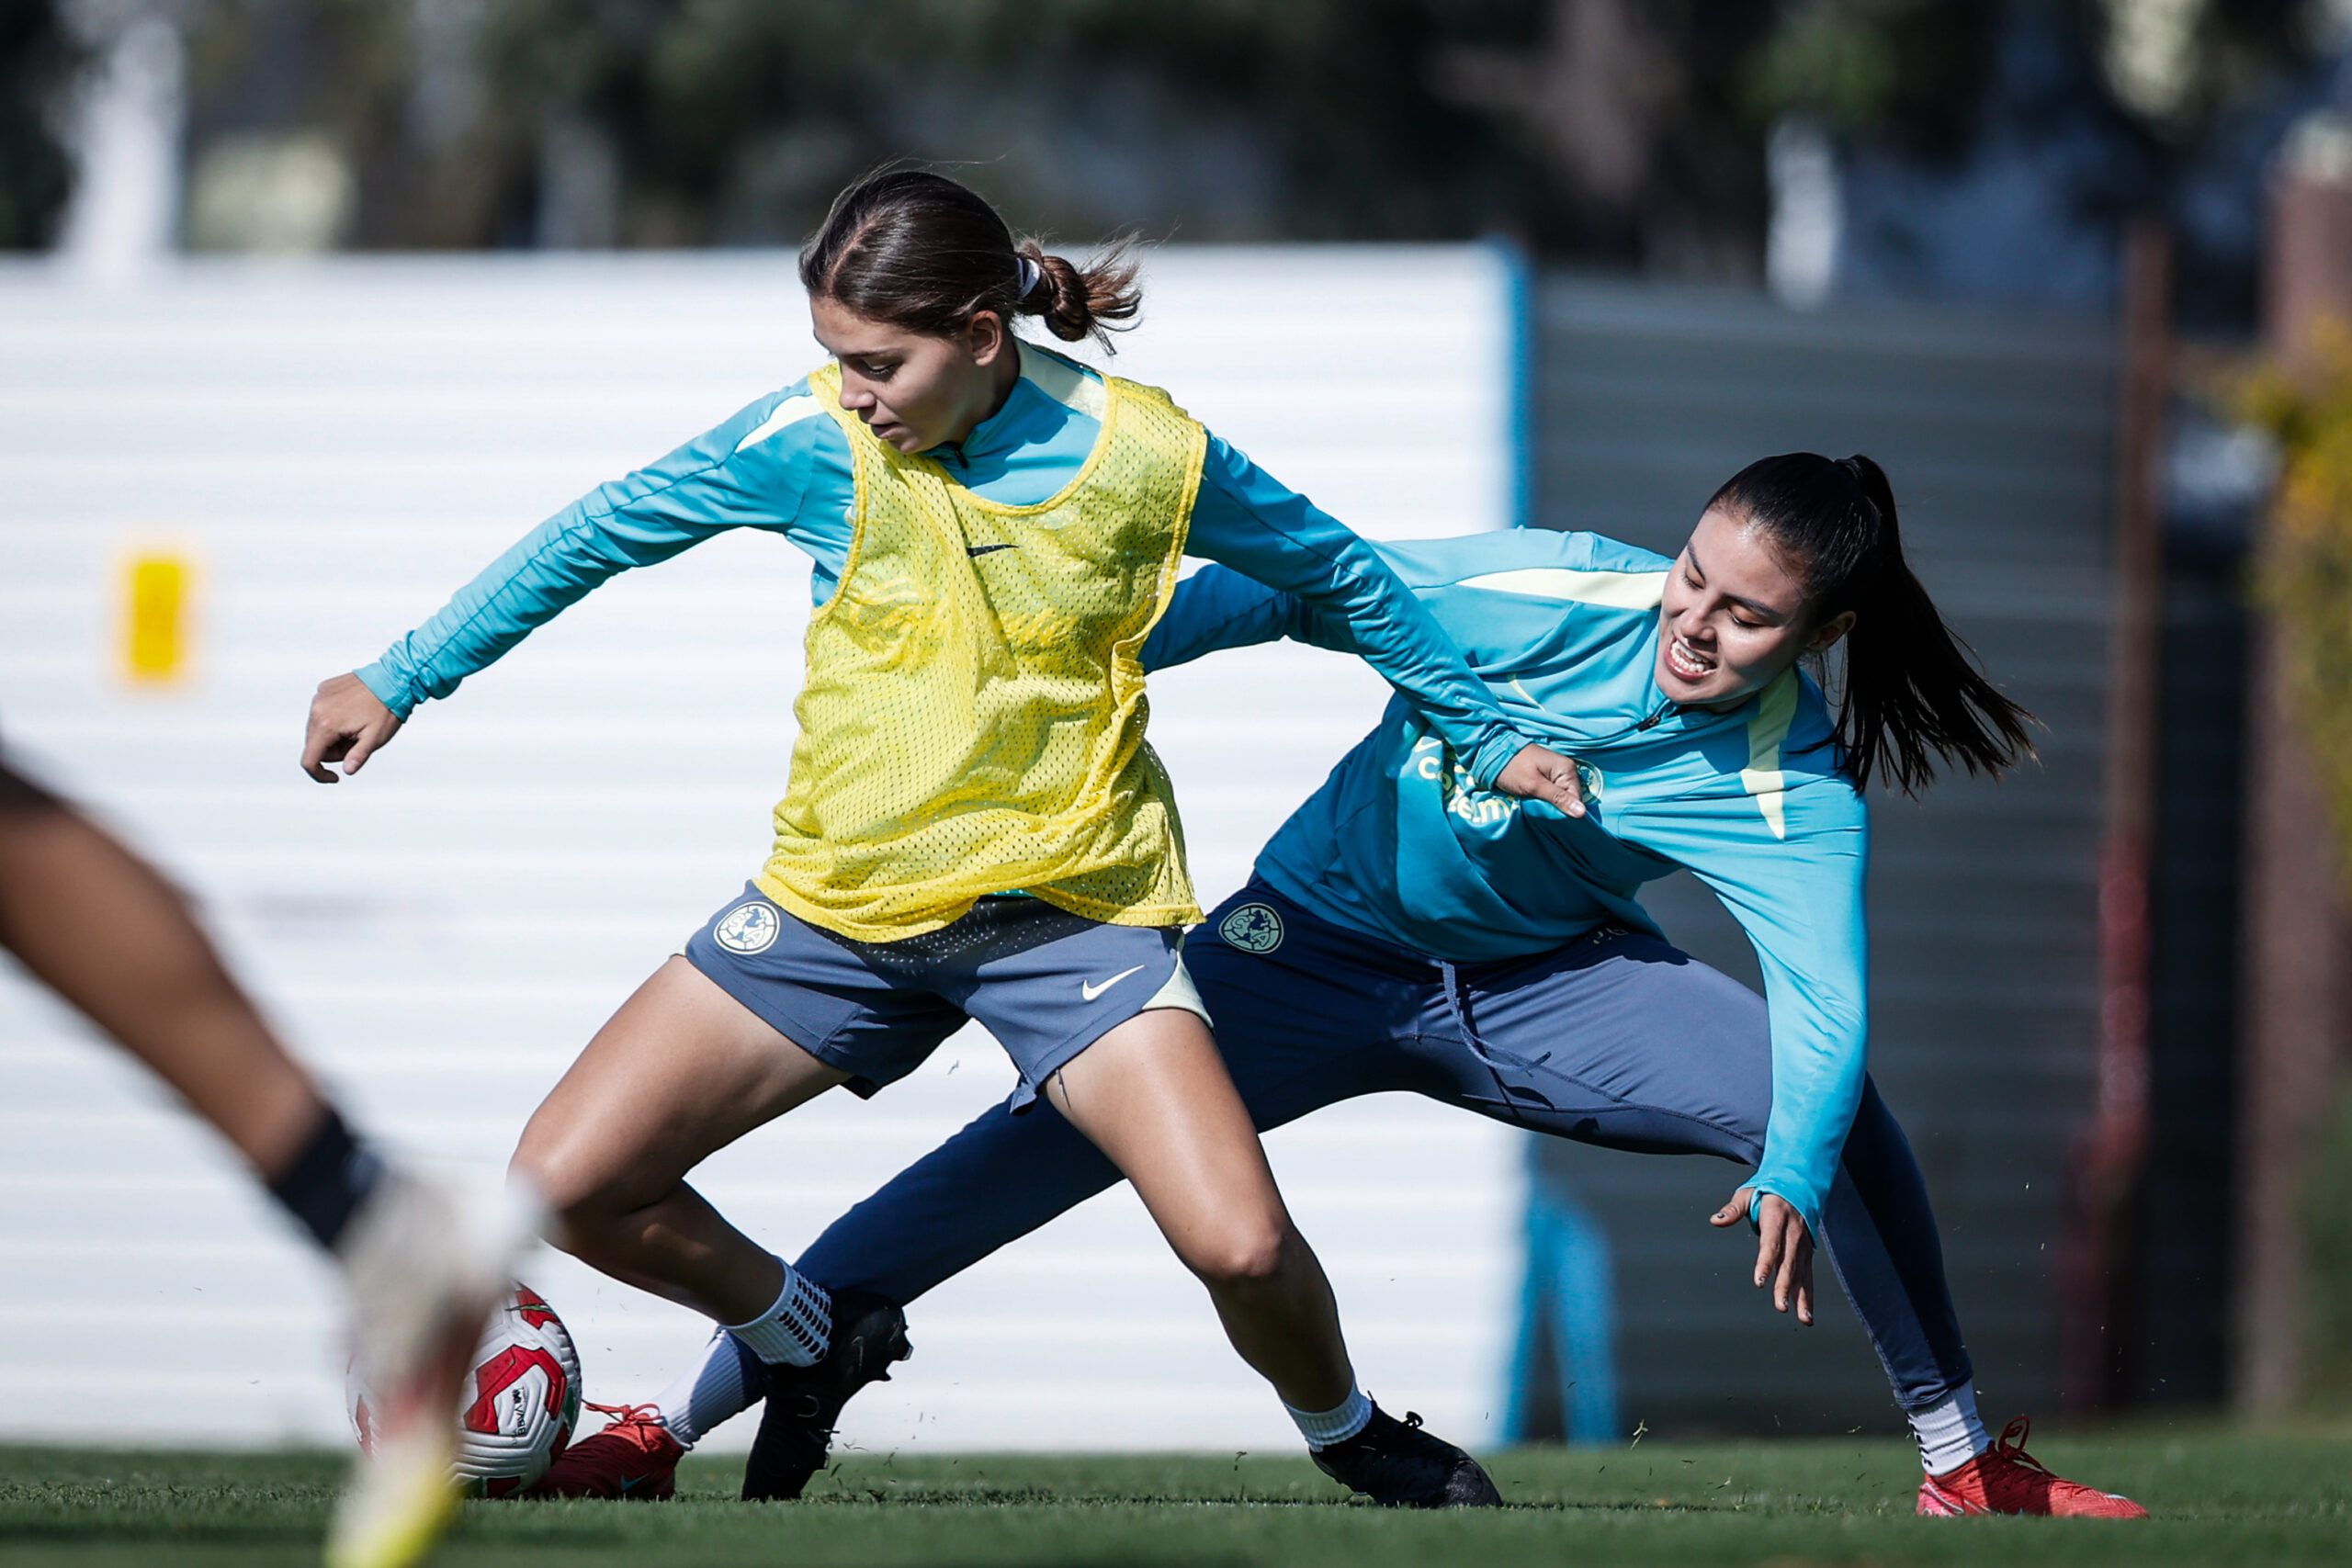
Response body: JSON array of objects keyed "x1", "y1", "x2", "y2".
[
  {"x1": 652, "y1": 1329, "x2": 761, "y2": 1448},
  {"x1": 1909, "y1": 1381, "x2": 1991, "y2": 1475},
  {"x1": 1285, "y1": 1386, "x2": 1374, "y2": 1450},
  {"x1": 725, "y1": 1263, "x2": 831, "y2": 1368}
]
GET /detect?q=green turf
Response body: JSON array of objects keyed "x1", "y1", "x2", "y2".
[{"x1": 4, "y1": 1428, "x2": 2347, "y2": 1567}]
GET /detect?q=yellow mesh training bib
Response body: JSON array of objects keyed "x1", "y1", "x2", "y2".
[{"x1": 754, "y1": 360, "x2": 1208, "y2": 940}]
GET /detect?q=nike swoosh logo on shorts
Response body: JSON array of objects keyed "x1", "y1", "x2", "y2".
[
  {"x1": 967, "y1": 543, "x2": 1016, "y2": 557},
  {"x1": 1081, "y1": 965, "x2": 1146, "y2": 1001}
]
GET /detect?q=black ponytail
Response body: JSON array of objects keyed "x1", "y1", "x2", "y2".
[
  {"x1": 798, "y1": 168, "x2": 1141, "y2": 352},
  {"x1": 1707, "y1": 452, "x2": 2036, "y2": 795}
]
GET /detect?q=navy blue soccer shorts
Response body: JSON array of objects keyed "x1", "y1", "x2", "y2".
[
  {"x1": 794, "y1": 878, "x2": 1976, "y2": 1415},
  {"x1": 683, "y1": 884, "x2": 1210, "y2": 1111}
]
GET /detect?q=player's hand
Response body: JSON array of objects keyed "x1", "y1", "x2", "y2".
[
  {"x1": 1711, "y1": 1185, "x2": 1814, "y2": 1325},
  {"x1": 1494, "y1": 743, "x2": 1588, "y2": 818},
  {"x1": 302, "y1": 672, "x2": 402, "y2": 784}
]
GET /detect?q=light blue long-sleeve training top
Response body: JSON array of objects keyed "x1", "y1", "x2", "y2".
[
  {"x1": 357, "y1": 342, "x2": 1533, "y2": 790},
  {"x1": 1140, "y1": 526, "x2": 1870, "y2": 1237}
]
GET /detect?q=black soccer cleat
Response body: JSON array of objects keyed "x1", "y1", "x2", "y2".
[
  {"x1": 1310, "y1": 1404, "x2": 1503, "y2": 1508},
  {"x1": 740, "y1": 1289, "x2": 912, "y2": 1502}
]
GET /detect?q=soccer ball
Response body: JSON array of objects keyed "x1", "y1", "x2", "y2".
[{"x1": 347, "y1": 1282, "x2": 585, "y2": 1498}]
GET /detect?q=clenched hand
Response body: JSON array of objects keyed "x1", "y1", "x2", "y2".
[
  {"x1": 1493, "y1": 744, "x2": 1589, "y2": 818},
  {"x1": 301, "y1": 673, "x2": 402, "y2": 784}
]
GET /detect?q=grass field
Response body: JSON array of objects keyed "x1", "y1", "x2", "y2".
[{"x1": 6, "y1": 1428, "x2": 2349, "y2": 1567}]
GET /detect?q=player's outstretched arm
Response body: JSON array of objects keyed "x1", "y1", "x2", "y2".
[{"x1": 303, "y1": 671, "x2": 404, "y2": 784}]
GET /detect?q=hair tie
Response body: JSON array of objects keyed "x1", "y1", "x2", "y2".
[{"x1": 1015, "y1": 254, "x2": 1043, "y2": 299}]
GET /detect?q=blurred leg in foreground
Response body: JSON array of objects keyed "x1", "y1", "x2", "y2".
[{"x1": 0, "y1": 757, "x2": 520, "y2": 1568}]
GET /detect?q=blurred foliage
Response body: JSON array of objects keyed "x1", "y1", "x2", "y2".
[
  {"x1": 1742, "y1": 0, "x2": 1993, "y2": 159},
  {"x1": 2246, "y1": 326, "x2": 2352, "y2": 890},
  {"x1": 1747, "y1": 6, "x2": 1903, "y2": 131},
  {"x1": 0, "y1": 0, "x2": 77, "y2": 250},
  {"x1": 458, "y1": 0, "x2": 2008, "y2": 262},
  {"x1": 2242, "y1": 334, "x2": 2352, "y2": 1408},
  {"x1": 2098, "y1": 0, "x2": 2322, "y2": 139},
  {"x1": 477, "y1": 0, "x2": 1545, "y2": 247},
  {"x1": 21, "y1": 0, "x2": 2335, "y2": 276},
  {"x1": 155, "y1": 0, "x2": 1847, "y2": 264},
  {"x1": 183, "y1": 0, "x2": 530, "y2": 248}
]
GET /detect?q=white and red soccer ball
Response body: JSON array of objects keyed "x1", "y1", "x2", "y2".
[{"x1": 348, "y1": 1282, "x2": 584, "y2": 1497}]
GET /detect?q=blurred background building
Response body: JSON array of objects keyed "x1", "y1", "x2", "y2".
[{"x1": 6, "y1": 0, "x2": 2352, "y2": 1445}]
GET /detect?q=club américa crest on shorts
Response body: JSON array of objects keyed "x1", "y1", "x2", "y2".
[
  {"x1": 716, "y1": 899, "x2": 783, "y2": 954},
  {"x1": 1217, "y1": 902, "x2": 1283, "y2": 954}
]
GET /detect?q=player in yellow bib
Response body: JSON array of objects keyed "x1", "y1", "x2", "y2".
[
  {"x1": 765, "y1": 355, "x2": 1207, "y2": 937},
  {"x1": 302, "y1": 171, "x2": 1589, "y2": 1504}
]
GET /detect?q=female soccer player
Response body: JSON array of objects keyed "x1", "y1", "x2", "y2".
[
  {"x1": 571, "y1": 453, "x2": 2147, "y2": 1518},
  {"x1": 0, "y1": 752, "x2": 521, "y2": 1568},
  {"x1": 300, "y1": 170, "x2": 1589, "y2": 1507}
]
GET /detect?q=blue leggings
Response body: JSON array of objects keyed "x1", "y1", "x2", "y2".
[{"x1": 797, "y1": 880, "x2": 1973, "y2": 1413}]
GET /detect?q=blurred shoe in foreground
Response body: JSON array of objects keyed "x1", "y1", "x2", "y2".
[
  {"x1": 328, "y1": 1176, "x2": 536, "y2": 1568},
  {"x1": 0, "y1": 755, "x2": 537, "y2": 1567}
]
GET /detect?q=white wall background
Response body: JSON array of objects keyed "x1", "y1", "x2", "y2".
[{"x1": 0, "y1": 245, "x2": 1523, "y2": 1454}]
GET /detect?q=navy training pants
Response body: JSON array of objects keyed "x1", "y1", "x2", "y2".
[{"x1": 796, "y1": 879, "x2": 1973, "y2": 1413}]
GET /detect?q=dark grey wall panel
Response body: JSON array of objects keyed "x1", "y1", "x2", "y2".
[{"x1": 2119, "y1": 554, "x2": 2247, "y2": 1406}]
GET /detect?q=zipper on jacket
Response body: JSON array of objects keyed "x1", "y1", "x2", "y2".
[{"x1": 1578, "y1": 698, "x2": 1677, "y2": 749}]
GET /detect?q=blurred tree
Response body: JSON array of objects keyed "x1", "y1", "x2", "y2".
[
  {"x1": 10, "y1": 0, "x2": 2335, "y2": 300},
  {"x1": 1431, "y1": 0, "x2": 1767, "y2": 271},
  {"x1": 2095, "y1": 0, "x2": 2319, "y2": 136},
  {"x1": 0, "y1": 0, "x2": 79, "y2": 249},
  {"x1": 1742, "y1": 0, "x2": 1996, "y2": 159},
  {"x1": 2246, "y1": 318, "x2": 2352, "y2": 1413},
  {"x1": 462, "y1": 1, "x2": 2328, "y2": 288},
  {"x1": 2248, "y1": 327, "x2": 2352, "y2": 899},
  {"x1": 2090, "y1": 0, "x2": 2338, "y2": 326},
  {"x1": 465, "y1": 0, "x2": 1923, "y2": 271},
  {"x1": 479, "y1": 0, "x2": 1547, "y2": 250},
  {"x1": 182, "y1": 0, "x2": 531, "y2": 249}
]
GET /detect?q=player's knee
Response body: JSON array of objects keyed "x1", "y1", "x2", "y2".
[
  {"x1": 509, "y1": 1129, "x2": 625, "y2": 1235},
  {"x1": 1186, "y1": 1217, "x2": 1290, "y2": 1288},
  {"x1": 525, "y1": 1178, "x2": 639, "y2": 1269}
]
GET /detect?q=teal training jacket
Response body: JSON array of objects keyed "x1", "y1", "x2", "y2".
[
  {"x1": 356, "y1": 343, "x2": 1533, "y2": 790},
  {"x1": 1140, "y1": 527, "x2": 1870, "y2": 1237}
]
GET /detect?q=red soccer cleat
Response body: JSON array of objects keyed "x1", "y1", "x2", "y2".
[
  {"x1": 1917, "y1": 1416, "x2": 2148, "y2": 1518},
  {"x1": 528, "y1": 1404, "x2": 684, "y2": 1500}
]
